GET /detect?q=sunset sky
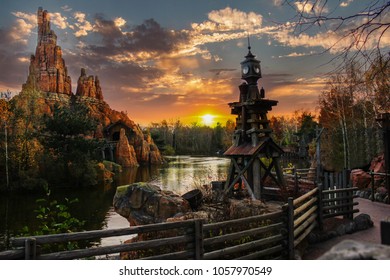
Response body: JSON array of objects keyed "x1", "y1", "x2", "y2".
[{"x1": 0, "y1": 0, "x2": 387, "y2": 126}]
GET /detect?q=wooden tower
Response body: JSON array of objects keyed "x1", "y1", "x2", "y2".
[{"x1": 224, "y1": 45, "x2": 285, "y2": 199}]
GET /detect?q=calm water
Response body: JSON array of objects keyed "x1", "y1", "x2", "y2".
[{"x1": 0, "y1": 156, "x2": 230, "y2": 250}]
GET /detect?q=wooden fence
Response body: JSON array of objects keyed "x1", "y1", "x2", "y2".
[
  {"x1": 286, "y1": 187, "x2": 319, "y2": 259},
  {"x1": 369, "y1": 171, "x2": 390, "y2": 202},
  {"x1": 322, "y1": 171, "x2": 359, "y2": 220},
  {"x1": 0, "y1": 184, "x2": 359, "y2": 260}
]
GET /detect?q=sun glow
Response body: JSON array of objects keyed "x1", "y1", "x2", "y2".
[{"x1": 201, "y1": 114, "x2": 215, "y2": 126}]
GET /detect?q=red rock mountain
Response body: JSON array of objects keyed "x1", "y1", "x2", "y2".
[
  {"x1": 23, "y1": 8, "x2": 72, "y2": 95},
  {"x1": 76, "y1": 68, "x2": 104, "y2": 100},
  {"x1": 18, "y1": 7, "x2": 163, "y2": 166}
]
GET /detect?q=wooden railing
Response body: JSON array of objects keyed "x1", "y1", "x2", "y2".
[
  {"x1": 369, "y1": 171, "x2": 390, "y2": 202},
  {"x1": 286, "y1": 187, "x2": 319, "y2": 259},
  {"x1": 0, "y1": 184, "x2": 360, "y2": 260},
  {"x1": 202, "y1": 211, "x2": 285, "y2": 260}
]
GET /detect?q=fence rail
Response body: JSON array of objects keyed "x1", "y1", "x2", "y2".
[
  {"x1": 0, "y1": 180, "x2": 359, "y2": 260},
  {"x1": 369, "y1": 171, "x2": 390, "y2": 202}
]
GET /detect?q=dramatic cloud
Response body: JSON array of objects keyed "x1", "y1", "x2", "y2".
[
  {"x1": 73, "y1": 12, "x2": 93, "y2": 37},
  {"x1": 268, "y1": 19, "x2": 390, "y2": 54},
  {"x1": 207, "y1": 7, "x2": 262, "y2": 31},
  {"x1": 84, "y1": 15, "x2": 189, "y2": 65},
  {"x1": 50, "y1": 12, "x2": 69, "y2": 29},
  {"x1": 10, "y1": 12, "x2": 37, "y2": 44},
  {"x1": 294, "y1": 1, "x2": 328, "y2": 14}
]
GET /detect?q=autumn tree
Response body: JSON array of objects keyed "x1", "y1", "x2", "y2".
[
  {"x1": 282, "y1": 0, "x2": 390, "y2": 73},
  {"x1": 319, "y1": 57, "x2": 386, "y2": 170}
]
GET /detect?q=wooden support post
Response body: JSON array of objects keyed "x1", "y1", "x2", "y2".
[
  {"x1": 294, "y1": 169, "x2": 299, "y2": 196},
  {"x1": 253, "y1": 158, "x2": 261, "y2": 199},
  {"x1": 317, "y1": 183, "x2": 323, "y2": 231},
  {"x1": 273, "y1": 157, "x2": 286, "y2": 186},
  {"x1": 24, "y1": 238, "x2": 36, "y2": 260},
  {"x1": 194, "y1": 220, "x2": 204, "y2": 260},
  {"x1": 109, "y1": 146, "x2": 114, "y2": 162},
  {"x1": 287, "y1": 197, "x2": 295, "y2": 260}
]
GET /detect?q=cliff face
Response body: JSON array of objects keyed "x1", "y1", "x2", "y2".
[
  {"x1": 23, "y1": 7, "x2": 72, "y2": 95},
  {"x1": 76, "y1": 68, "x2": 104, "y2": 100},
  {"x1": 16, "y1": 7, "x2": 163, "y2": 166}
]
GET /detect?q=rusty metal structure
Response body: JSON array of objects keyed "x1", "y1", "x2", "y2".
[{"x1": 224, "y1": 45, "x2": 285, "y2": 199}]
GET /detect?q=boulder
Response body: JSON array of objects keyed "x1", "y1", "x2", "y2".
[
  {"x1": 350, "y1": 169, "x2": 371, "y2": 189},
  {"x1": 113, "y1": 183, "x2": 191, "y2": 225},
  {"x1": 319, "y1": 239, "x2": 390, "y2": 259},
  {"x1": 353, "y1": 213, "x2": 374, "y2": 231}
]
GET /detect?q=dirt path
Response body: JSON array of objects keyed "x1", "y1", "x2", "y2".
[{"x1": 303, "y1": 198, "x2": 390, "y2": 259}]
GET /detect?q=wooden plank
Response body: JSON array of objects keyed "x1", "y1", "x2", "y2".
[
  {"x1": 322, "y1": 194, "x2": 358, "y2": 203},
  {"x1": 317, "y1": 183, "x2": 324, "y2": 231},
  {"x1": 293, "y1": 213, "x2": 317, "y2": 238},
  {"x1": 322, "y1": 187, "x2": 358, "y2": 195},
  {"x1": 141, "y1": 250, "x2": 195, "y2": 260},
  {"x1": 294, "y1": 221, "x2": 318, "y2": 247},
  {"x1": 38, "y1": 235, "x2": 194, "y2": 260},
  {"x1": 293, "y1": 187, "x2": 318, "y2": 207},
  {"x1": 293, "y1": 205, "x2": 317, "y2": 228},
  {"x1": 322, "y1": 201, "x2": 358, "y2": 211},
  {"x1": 294, "y1": 197, "x2": 318, "y2": 216},
  {"x1": 0, "y1": 249, "x2": 24, "y2": 260},
  {"x1": 224, "y1": 156, "x2": 257, "y2": 194},
  {"x1": 235, "y1": 244, "x2": 284, "y2": 260},
  {"x1": 203, "y1": 211, "x2": 283, "y2": 232},
  {"x1": 12, "y1": 220, "x2": 196, "y2": 247},
  {"x1": 203, "y1": 234, "x2": 284, "y2": 260},
  {"x1": 287, "y1": 198, "x2": 294, "y2": 260},
  {"x1": 194, "y1": 220, "x2": 203, "y2": 259},
  {"x1": 204, "y1": 222, "x2": 284, "y2": 246},
  {"x1": 323, "y1": 209, "x2": 359, "y2": 219}
]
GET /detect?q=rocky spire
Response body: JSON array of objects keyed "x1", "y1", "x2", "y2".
[
  {"x1": 22, "y1": 7, "x2": 72, "y2": 95},
  {"x1": 76, "y1": 68, "x2": 104, "y2": 100}
]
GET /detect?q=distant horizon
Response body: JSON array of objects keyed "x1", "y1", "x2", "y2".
[{"x1": 0, "y1": 1, "x2": 384, "y2": 126}]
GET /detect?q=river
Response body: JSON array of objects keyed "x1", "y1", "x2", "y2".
[{"x1": 0, "y1": 156, "x2": 230, "y2": 251}]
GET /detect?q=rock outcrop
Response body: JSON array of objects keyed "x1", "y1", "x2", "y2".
[
  {"x1": 16, "y1": 7, "x2": 164, "y2": 167},
  {"x1": 113, "y1": 183, "x2": 191, "y2": 225},
  {"x1": 116, "y1": 128, "x2": 139, "y2": 167},
  {"x1": 350, "y1": 169, "x2": 371, "y2": 189},
  {"x1": 23, "y1": 7, "x2": 72, "y2": 95},
  {"x1": 76, "y1": 68, "x2": 104, "y2": 100},
  {"x1": 319, "y1": 239, "x2": 390, "y2": 260}
]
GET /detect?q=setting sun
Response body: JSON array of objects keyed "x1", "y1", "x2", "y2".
[{"x1": 201, "y1": 114, "x2": 215, "y2": 126}]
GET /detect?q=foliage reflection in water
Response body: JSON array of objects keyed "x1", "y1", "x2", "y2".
[{"x1": 0, "y1": 156, "x2": 230, "y2": 250}]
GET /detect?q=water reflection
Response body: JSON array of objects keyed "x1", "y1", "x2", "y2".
[
  {"x1": 0, "y1": 156, "x2": 230, "y2": 250},
  {"x1": 157, "y1": 156, "x2": 230, "y2": 194}
]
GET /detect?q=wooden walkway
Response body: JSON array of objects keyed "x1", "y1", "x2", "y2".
[{"x1": 303, "y1": 198, "x2": 390, "y2": 259}]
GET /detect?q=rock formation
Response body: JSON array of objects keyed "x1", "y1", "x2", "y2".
[
  {"x1": 76, "y1": 68, "x2": 104, "y2": 100},
  {"x1": 15, "y1": 7, "x2": 164, "y2": 167},
  {"x1": 113, "y1": 183, "x2": 191, "y2": 225},
  {"x1": 319, "y1": 239, "x2": 390, "y2": 260},
  {"x1": 116, "y1": 128, "x2": 139, "y2": 167},
  {"x1": 23, "y1": 7, "x2": 72, "y2": 95}
]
